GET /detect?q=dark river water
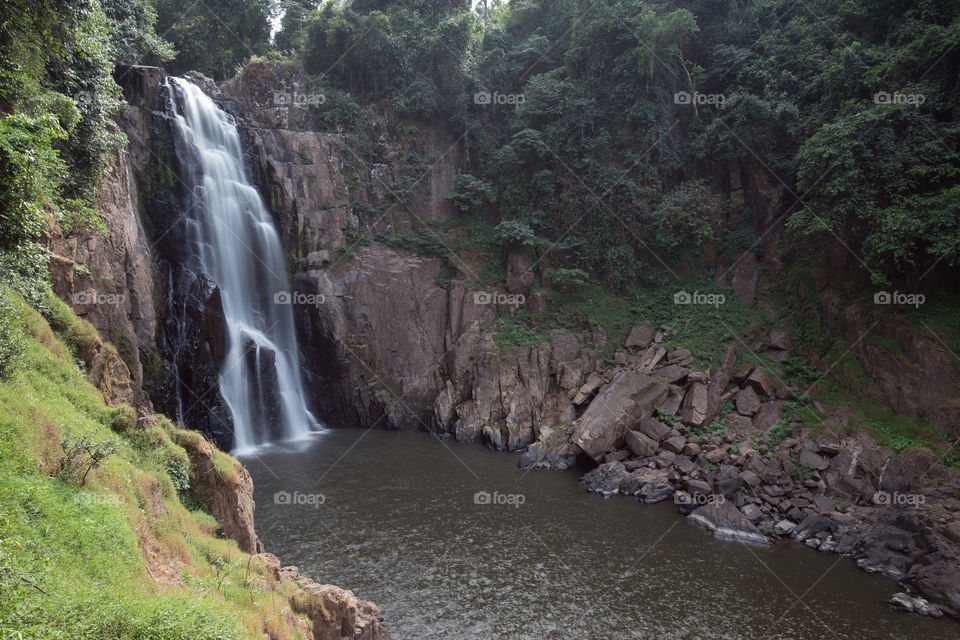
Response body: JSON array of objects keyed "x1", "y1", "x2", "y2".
[{"x1": 244, "y1": 429, "x2": 957, "y2": 640}]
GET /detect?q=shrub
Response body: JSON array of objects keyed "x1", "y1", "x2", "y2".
[
  {"x1": 0, "y1": 288, "x2": 26, "y2": 380},
  {"x1": 58, "y1": 432, "x2": 119, "y2": 486}
]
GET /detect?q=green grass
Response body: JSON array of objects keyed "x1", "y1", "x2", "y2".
[{"x1": 0, "y1": 294, "x2": 311, "y2": 639}]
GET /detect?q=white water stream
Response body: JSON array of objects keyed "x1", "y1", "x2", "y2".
[{"x1": 168, "y1": 77, "x2": 319, "y2": 453}]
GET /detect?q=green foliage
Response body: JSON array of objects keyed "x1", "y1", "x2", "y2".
[
  {"x1": 548, "y1": 267, "x2": 590, "y2": 295},
  {"x1": 57, "y1": 432, "x2": 120, "y2": 486},
  {"x1": 100, "y1": 0, "x2": 175, "y2": 64},
  {"x1": 446, "y1": 174, "x2": 496, "y2": 212},
  {"x1": 754, "y1": 421, "x2": 793, "y2": 456},
  {"x1": 157, "y1": 0, "x2": 273, "y2": 79},
  {"x1": 648, "y1": 179, "x2": 725, "y2": 254},
  {"x1": 0, "y1": 288, "x2": 26, "y2": 380},
  {"x1": 869, "y1": 418, "x2": 922, "y2": 453}
]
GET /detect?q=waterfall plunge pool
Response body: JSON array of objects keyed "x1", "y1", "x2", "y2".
[{"x1": 246, "y1": 429, "x2": 957, "y2": 640}]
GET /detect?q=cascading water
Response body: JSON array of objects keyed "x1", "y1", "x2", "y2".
[{"x1": 165, "y1": 77, "x2": 320, "y2": 454}]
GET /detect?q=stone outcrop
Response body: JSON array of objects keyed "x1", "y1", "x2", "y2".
[
  {"x1": 261, "y1": 559, "x2": 391, "y2": 640},
  {"x1": 176, "y1": 430, "x2": 262, "y2": 554},
  {"x1": 48, "y1": 122, "x2": 158, "y2": 408}
]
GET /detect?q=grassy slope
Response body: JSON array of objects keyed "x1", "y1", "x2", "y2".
[{"x1": 0, "y1": 294, "x2": 310, "y2": 640}]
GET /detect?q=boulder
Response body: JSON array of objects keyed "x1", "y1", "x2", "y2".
[
  {"x1": 661, "y1": 435, "x2": 686, "y2": 454},
  {"x1": 753, "y1": 401, "x2": 783, "y2": 432},
  {"x1": 571, "y1": 371, "x2": 666, "y2": 460},
  {"x1": 624, "y1": 430, "x2": 658, "y2": 458},
  {"x1": 638, "y1": 417, "x2": 671, "y2": 442},
  {"x1": 735, "y1": 387, "x2": 762, "y2": 416},
  {"x1": 674, "y1": 457, "x2": 695, "y2": 475},
  {"x1": 653, "y1": 364, "x2": 691, "y2": 385},
  {"x1": 293, "y1": 583, "x2": 392, "y2": 640},
  {"x1": 743, "y1": 368, "x2": 776, "y2": 398},
  {"x1": 505, "y1": 251, "x2": 533, "y2": 294},
  {"x1": 681, "y1": 382, "x2": 709, "y2": 427},
  {"x1": 688, "y1": 500, "x2": 769, "y2": 546},
  {"x1": 683, "y1": 479, "x2": 713, "y2": 496},
  {"x1": 889, "y1": 592, "x2": 943, "y2": 618},
  {"x1": 742, "y1": 504, "x2": 763, "y2": 522},
  {"x1": 625, "y1": 325, "x2": 654, "y2": 349},
  {"x1": 768, "y1": 329, "x2": 791, "y2": 351},
  {"x1": 797, "y1": 449, "x2": 829, "y2": 471},
  {"x1": 573, "y1": 373, "x2": 604, "y2": 405},
  {"x1": 774, "y1": 519, "x2": 796, "y2": 535},
  {"x1": 580, "y1": 461, "x2": 630, "y2": 497}
]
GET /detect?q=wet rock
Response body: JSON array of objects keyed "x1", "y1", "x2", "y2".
[
  {"x1": 688, "y1": 500, "x2": 769, "y2": 546},
  {"x1": 581, "y1": 461, "x2": 629, "y2": 497},
  {"x1": 889, "y1": 592, "x2": 943, "y2": 618},
  {"x1": 908, "y1": 558, "x2": 960, "y2": 617},
  {"x1": 642, "y1": 481, "x2": 675, "y2": 504},
  {"x1": 519, "y1": 424, "x2": 580, "y2": 471}
]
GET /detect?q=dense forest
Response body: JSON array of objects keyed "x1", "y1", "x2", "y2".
[{"x1": 3, "y1": 0, "x2": 959, "y2": 320}]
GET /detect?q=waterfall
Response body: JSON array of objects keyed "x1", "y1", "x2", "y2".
[{"x1": 166, "y1": 77, "x2": 320, "y2": 454}]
